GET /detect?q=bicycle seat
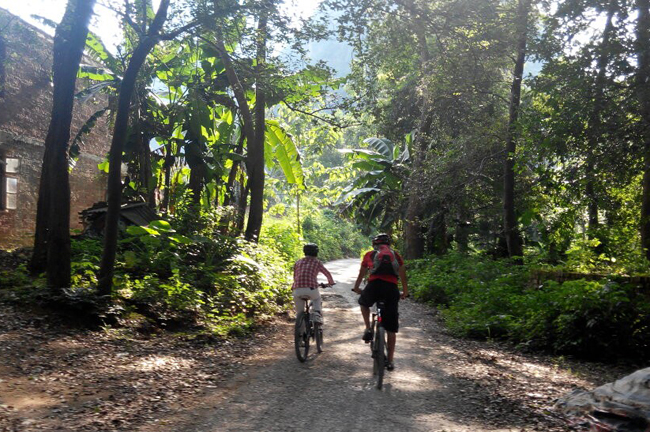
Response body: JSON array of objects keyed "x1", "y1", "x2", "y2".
[{"x1": 298, "y1": 295, "x2": 312, "y2": 301}]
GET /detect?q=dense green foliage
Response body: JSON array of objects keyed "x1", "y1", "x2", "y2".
[
  {"x1": 5, "y1": 0, "x2": 650, "y2": 364},
  {"x1": 409, "y1": 253, "x2": 650, "y2": 360},
  {"x1": 324, "y1": 0, "x2": 650, "y2": 268},
  {"x1": 1, "y1": 201, "x2": 365, "y2": 336},
  {"x1": 260, "y1": 209, "x2": 367, "y2": 263},
  {"x1": 5, "y1": 216, "x2": 289, "y2": 336}
]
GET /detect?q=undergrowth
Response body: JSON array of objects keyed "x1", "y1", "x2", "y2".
[{"x1": 408, "y1": 252, "x2": 650, "y2": 361}]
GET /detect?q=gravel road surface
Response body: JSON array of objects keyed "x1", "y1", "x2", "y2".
[{"x1": 155, "y1": 258, "x2": 585, "y2": 432}]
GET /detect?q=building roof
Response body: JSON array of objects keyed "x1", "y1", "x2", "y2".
[{"x1": 81, "y1": 202, "x2": 159, "y2": 226}]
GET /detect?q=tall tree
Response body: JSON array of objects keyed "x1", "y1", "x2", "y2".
[
  {"x1": 244, "y1": 1, "x2": 270, "y2": 241},
  {"x1": 29, "y1": 0, "x2": 96, "y2": 289},
  {"x1": 503, "y1": 0, "x2": 530, "y2": 259},
  {"x1": 97, "y1": 0, "x2": 171, "y2": 295},
  {"x1": 585, "y1": 0, "x2": 618, "y2": 236},
  {"x1": 637, "y1": 0, "x2": 650, "y2": 261},
  {"x1": 403, "y1": 2, "x2": 432, "y2": 259}
]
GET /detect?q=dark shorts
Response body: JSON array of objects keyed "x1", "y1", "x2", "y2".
[{"x1": 358, "y1": 279, "x2": 400, "y2": 333}]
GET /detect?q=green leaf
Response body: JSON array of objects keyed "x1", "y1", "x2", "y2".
[
  {"x1": 169, "y1": 234, "x2": 192, "y2": 244},
  {"x1": 352, "y1": 160, "x2": 386, "y2": 171},
  {"x1": 334, "y1": 187, "x2": 380, "y2": 205},
  {"x1": 227, "y1": 152, "x2": 246, "y2": 162},
  {"x1": 77, "y1": 65, "x2": 115, "y2": 82},
  {"x1": 363, "y1": 137, "x2": 394, "y2": 158},
  {"x1": 126, "y1": 225, "x2": 150, "y2": 236},
  {"x1": 149, "y1": 220, "x2": 174, "y2": 232},
  {"x1": 84, "y1": 31, "x2": 120, "y2": 72},
  {"x1": 75, "y1": 81, "x2": 116, "y2": 102},
  {"x1": 265, "y1": 121, "x2": 304, "y2": 186},
  {"x1": 124, "y1": 251, "x2": 139, "y2": 268}
]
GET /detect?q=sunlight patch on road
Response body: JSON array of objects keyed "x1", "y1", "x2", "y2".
[
  {"x1": 391, "y1": 370, "x2": 434, "y2": 387},
  {"x1": 126, "y1": 355, "x2": 197, "y2": 372},
  {"x1": 1, "y1": 392, "x2": 57, "y2": 410},
  {"x1": 412, "y1": 414, "x2": 516, "y2": 432}
]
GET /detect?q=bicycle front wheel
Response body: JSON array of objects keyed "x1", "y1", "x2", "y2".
[
  {"x1": 315, "y1": 322, "x2": 323, "y2": 353},
  {"x1": 373, "y1": 326, "x2": 386, "y2": 389},
  {"x1": 294, "y1": 312, "x2": 310, "y2": 362}
]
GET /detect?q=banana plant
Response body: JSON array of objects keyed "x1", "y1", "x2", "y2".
[
  {"x1": 265, "y1": 120, "x2": 304, "y2": 188},
  {"x1": 336, "y1": 135, "x2": 411, "y2": 230}
]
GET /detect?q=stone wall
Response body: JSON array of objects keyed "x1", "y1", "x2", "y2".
[{"x1": 0, "y1": 8, "x2": 112, "y2": 249}]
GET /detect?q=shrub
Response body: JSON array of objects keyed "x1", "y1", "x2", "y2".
[
  {"x1": 301, "y1": 210, "x2": 367, "y2": 261},
  {"x1": 259, "y1": 217, "x2": 303, "y2": 264},
  {"x1": 408, "y1": 252, "x2": 650, "y2": 361}
]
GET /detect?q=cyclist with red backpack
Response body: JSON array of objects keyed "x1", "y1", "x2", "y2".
[{"x1": 352, "y1": 233, "x2": 409, "y2": 371}]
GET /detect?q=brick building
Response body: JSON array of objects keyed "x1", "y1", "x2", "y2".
[{"x1": 0, "y1": 8, "x2": 112, "y2": 249}]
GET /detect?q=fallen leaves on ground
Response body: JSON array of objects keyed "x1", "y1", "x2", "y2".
[{"x1": 0, "y1": 303, "x2": 283, "y2": 432}]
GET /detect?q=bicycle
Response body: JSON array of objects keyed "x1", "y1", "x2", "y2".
[
  {"x1": 294, "y1": 283, "x2": 332, "y2": 362},
  {"x1": 369, "y1": 301, "x2": 389, "y2": 389},
  {"x1": 352, "y1": 285, "x2": 389, "y2": 389}
]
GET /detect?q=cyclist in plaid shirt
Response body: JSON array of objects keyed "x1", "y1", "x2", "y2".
[{"x1": 292, "y1": 243, "x2": 335, "y2": 323}]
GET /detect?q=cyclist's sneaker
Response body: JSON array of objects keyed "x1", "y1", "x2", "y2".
[
  {"x1": 362, "y1": 328, "x2": 373, "y2": 342},
  {"x1": 312, "y1": 311, "x2": 324, "y2": 324},
  {"x1": 386, "y1": 361, "x2": 395, "y2": 371}
]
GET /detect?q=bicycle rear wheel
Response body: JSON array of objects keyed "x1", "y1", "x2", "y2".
[
  {"x1": 373, "y1": 326, "x2": 386, "y2": 389},
  {"x1": 294, "y1": 312, "x2": 310, "y2": 362},
  {"x1": 315, "y1": 322, "x2": 323, "y2": 353}
]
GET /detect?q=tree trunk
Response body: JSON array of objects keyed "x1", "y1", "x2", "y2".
[
  {"x1": 296, "y1": 190, "x2": 301, "y2": 235},
  {"x1": 236, "y1": 179, "x2": 250, "y2": 235},
  {"x1": 188, "y1": 156, "x2": 205, "y2": 206},
  {"x1": 223, "y1": 130, "x2": 246, "y2": 207},
  {"x1": 454, "y1": 209, "x2": 470, "y2": 254},
  {"x1": 403, "y1": 5, "x2": 431, "y2": 259},
  {"x1": 637, "y1": 0, "x2": 650, "y2": 261},
  {"x1": 136, "y1": 107, "x2": 156, "y2": 207},
  {"x1": 244, "y1": 3, "x2": 269, "y2": 242},
  {"x1": 586, "y1": 0, "x2": 617, "y2": 235},
  {"x1": 161, "y1": 144, "x2": 173, "y2": 213},
  {"x1": 212, "y1": 31, "x2": 258, "y2": 233},
  {"x1": 404, "y1": 110, "x2": 433, "y2": 259},
  {"x1": 503, "y1": 0, "x2": 530, "y2": 260},
  {"x1": 427, "y1": 211, "x2": 448, "y2": 255},
  {"x1": 29, "y1": 0, "x2": 95, "y2": 288},
  {"x1": 97, "y1": 0, "x2": 170, "y2": 296}
]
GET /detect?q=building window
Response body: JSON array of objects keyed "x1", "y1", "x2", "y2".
[{"x1": 1, "y1": 156, "x2": 19, "y2": 210}]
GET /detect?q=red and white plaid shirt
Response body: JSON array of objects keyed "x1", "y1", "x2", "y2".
[{"x1": 292, "y1": 256, "x2": 335, "y2": 289}]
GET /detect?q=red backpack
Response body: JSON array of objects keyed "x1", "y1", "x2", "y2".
[{"x1": 370, "y1": 245, "x2": 400, "y2": 276}]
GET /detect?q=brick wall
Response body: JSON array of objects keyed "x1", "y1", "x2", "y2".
[{"x1": 0, "y1": 8, "x2": 112, "y2": 249}]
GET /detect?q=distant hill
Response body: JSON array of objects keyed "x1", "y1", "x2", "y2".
[{"x1": 306, "y1": 37, "x2": 353, "y2": 77}]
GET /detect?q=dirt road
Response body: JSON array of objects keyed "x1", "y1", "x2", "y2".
[{"x1": 150, "y1": 258, "x2": 608, "y2": 432}]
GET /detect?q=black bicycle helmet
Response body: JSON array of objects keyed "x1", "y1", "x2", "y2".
[
  {"x1": 372, "y1": 233, "x2": 391, "y2": 246},
  {"x1": 303, "y1": 243, "x2": 319, "y2": 256}
]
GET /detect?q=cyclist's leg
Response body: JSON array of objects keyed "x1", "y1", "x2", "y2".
[
  {"x1": 358, "y1": 280, "x2": 378, "y2": 334},
  {"x1": 379, "y1": 281, "x2": 400, "y2": 363},
  {"x1": 360, "y1": 305, "x2": 370, "y2": 328},
  {"x1": 387, "y1": 331, "x2": 396, "y2": 362},
  {"x1": 293, "y1": 288, "x2": 311, "y2": 315},
  {"x1": 311, "y1": 290, "x2": 323, "y2": 323}
]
